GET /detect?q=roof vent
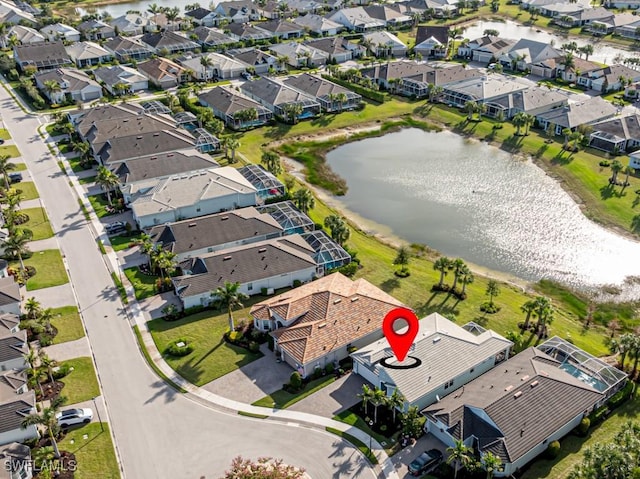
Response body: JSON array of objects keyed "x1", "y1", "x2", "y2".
[
  {"x1": 136, "y1": 136, "x2": 142, "y2": 139},
  {"x1": 505, "y1": 385, "x2": 514, "y2": 392},
  {"x1": 530, "y1": 380, "x2": 539, "y2": 388},
  {"x1": 520, "y1": 375, "x2": 530, "y2": 381},
  {"x1": 167, "y1": 154, "x2": 174, "y2": 157},
  {"x1": 351, "y1": 297, "x2": 359, "y2": 302},
  {"x1": 150, "y1": 156, "x2": 157, "y2": 160},
  {"x1": 221, "y1": 216, "x2": 229, "y2": 220},
  {"x1": 153, "y1": 133, "x2": 160, "y2": 136},
  {"x1": 188, "y1": 223, "x2": 197, "y2": 227},
  {"x1": 258, "y1": 248, "x2": 267, "y2": 253},
  {"x1": 318, "y1": 322, "x2": 326, "y2": 329},
  {"x1": 514, "y1": 391, "x2": 523, "y2": 398},
  {"x1": 333, "y1": 298, "x2": 342, "y2": 304},
  {"x1": 223, "y1": 256, "x2": 232, "y2": 261},
  {"x1": 433, "y1": 336, "x2": 441, "y2": 343}
]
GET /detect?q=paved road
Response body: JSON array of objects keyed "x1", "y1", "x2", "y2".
[{"x1": 0, "y1": 90, "x2": 376, "y2": 479}]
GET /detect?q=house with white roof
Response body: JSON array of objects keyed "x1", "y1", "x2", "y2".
[
  {"x1": 363, "y1": 30, "x2": 407, "y2": 58},
  {"x1": 269, "y1": 42, "x2": 329, "y2": 67},
  {"x1": 292, "y1": 14, "x2": 343, "y2": 36},
  {"x1": 498, "y1": 39, "x2": 562, "y2": 72},
  {"x1": 536, "y1": 97, "x2": 618, "y2": 135},
  {"x1": 77, "y1": 18, "x2": 116, "y2": 41},
  {"x1": 178, "y1": 52, "x2": 247, "y2": 81},
  {"x1": 65, "y1": 41, "x2": 113, "y2": 68},
  {"x1": 109, "y1": 13, "x2": 157, "y2": 35},
  {"x1": 0, "y1": 0, "x2": 36, "y2": 26},
  {"x1": 39, "y1": 23, "x2": 81, "y2": 42},
  {"x1": 327, "y1": 7, "x2": 386, "y2": 32},
  {"x1": 351, "y1": 313, "x2": 512, "y2": 411}
]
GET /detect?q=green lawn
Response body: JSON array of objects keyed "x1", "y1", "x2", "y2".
[
  {"x1": 59, "y1": 357, "x2": 100, "y2": 404},
  {"x1": 78, "y1": 175, "x2": 96, "y2": 185},
  {"x1": 10, "y1": 249, "x2": 68, "y2": 290},
  {"x1": 0, "y1": 144, "x2": 20, "y2": 158},
  {"x1": 109, "y1": 233, "x2": 143, "y2": 252},
  {"x1": 147, "y1": 308, "x2": 264, "y2": 386},
  {"x1": 12, "y1": 162, "x2": 26, "y2": 171},
  {"x1": 252, "y1": 375, "x2": 336, "y2": 409},
  {"x1": 59, "y1": 423, "x2": 119, "y2": 479},
  {"x1": 0, "y1": 129, "x2": 10, "y2": 140},
  {"x1": 51, "y1": 305, "x2": 85, "y2": 344},
  {"x1": 15, "y1": 181, "x2": 39, "y2": 201},
  {"x1": 19, "y1": 207, "x2": 53, "y2": 240},
  {"x1": 123, "y1": 267, "x2": 157, "y2": 300},
  {"x1": 87, "y1": 194, "x2": 116, "y2": 218},
  {"x1": 333, "y1": 409, "x2": 389, "y2": 446}
]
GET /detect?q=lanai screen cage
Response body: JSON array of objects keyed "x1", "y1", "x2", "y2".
[
  {"x1": 256, "y1": 201, "x2": 313, "y2": 235},
  {"x1": 537, "y1": 336, "x2": 627, "y2": 397},
  {"x1": 193, "y1": 128, "x2": 219, "y2": 153},
  {"x1": 140, "y1": 100, "x2": 171, "y2": 115},
  {"x1": 301, "y1": 230, "x2": 351, "y2": 271},
  {"x1": 174, "y1": 111, "x2": 197, "y2": 125},
  {"x1": 239, "y1": 164, "x2": 285, "y2": 200}
]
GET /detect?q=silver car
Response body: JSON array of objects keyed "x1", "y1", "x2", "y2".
[{"x1": 56, "y1": 408, "x2": 93, "y2": 428}]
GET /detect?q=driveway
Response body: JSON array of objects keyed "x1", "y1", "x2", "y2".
[
  {"x1": 391, "y1": 433, "x2": 448, "y2": 478},
  {"x1": 138, "y1": 291, "x2": 182, "y2": 321},
  {"x1": 289, "y1": 372, "x2": 365, "y2": 417},
  {"x1": 23, "y1": 283, "x2": 76, "y2": 309},
  {"x1": 43, "y1": 337, "x2": 91, "y2": 362},
  {"x1": 202, "y1": 343, "x2": 292, "y2": 403}
]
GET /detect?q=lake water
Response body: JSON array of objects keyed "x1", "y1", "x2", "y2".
[
  {"x1": 76, "y1": 0, "x2": 210, "y2": 18},
  {"x1": 325, "y1": 129, "x2": 640, "y2": 299}
]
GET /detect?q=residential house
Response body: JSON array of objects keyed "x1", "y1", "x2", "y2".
[
  {"x1": 363, "y1": 31, "x2": 407, "y2": 58},
  {"x1": 539, "y1": 2, "x2": 588, "y2": 18},
  {"x1": 615, "y1": 19, "x2": 640, "y2": 39},
  {"x1": 0, "y1": 280, "x2": 20, "y2": 318},
  {"x1": 589, "y1": 114, "x2": 640, "y2": 153},
  {"x1": 536, "y1": 97, "x2": 618, "y2": 135},
  {"x1": 414, "y1": 25, "x2": 449, "y2": 58},
  {"x1": 69, "y1": 102, "x2": 145, "y2": 130},
  {"x1": 238, "y1": 164, "x2": 285, "y2": 200},
  {"x1": 214, "y1": 1, "x2": 261, "y2": 23},
  {"x1": 0, "y1": 442, "x2": 33, "y2": 479},
  {"x1": 0, "y1": 0, "x2": 35, "y2": 26},
  {"x1": 364, "y1": 5, "x2": 413, "y2": 28},
  {"x1": 240, "y1": 76, "x2": 321, "y2": 121},
  {"x1": 556, "y1": 57, "x2": 600, "y2": 83},
  {"x1": 255, "y1": 0, "x2": 286, "y2": 20},
  {"x1": 65, "y1": 41, "x2": 113, "y2": 68},
  {"x1": 174, "y1": 235, "x2": 319, "y2": 309},
  {"x1": 499, "y1": 39, "x2": 562, "y2": 72},
  {"x1": 581, "y1": 64, "x2": 640, "y2": 92},
  {"x1": 77, "y1": 19, "x2": 116, "y2": 41},
  {"x1": 185, "y1": 7, "x2": 220, "y2": 27},
  {"x1": 292, "y1": 14, "x2": 343, "y2": 36},
  {"x1": 191, "y1": 26, "x2": 237, "y2": 49},
  {"x1": 198, "y1": 85, "x2": 274, "y2": 129},
  {"x1": 6, "y1": 25, "x2": 44, "y2": 45},
  {"x1": 147, "y1": 207, "x2": 284, "y2": 261},
  {"x1": 283, "y1": 0, "x2": 328, "y2": 14},
  {"x1": 253, "y1": 272, "x2": 404, "y2": 376},
  {"x1": 269, "y1": 42, "x2": 329, "y2": 67},
  {"x1": 137, "y1": 57, "x2": 188, "y2": 89},
  {"x1": 458, "y1": 36, "x2": 515, "y2": 64},
  {"x1": 34, "y1": 68, "x2": 102, "y2": 104},
  {"x1": 489, "y1": 86, "x2": 568, "y2": 119},
  {"x1": 442, "y1": 75, "x2": 530, "y2": 112},
  {"x1": 423, "y1": 340, "x2": 625, "y2": 477},
  {"x1": 178, "y1": 52, "x2": 247, "y2": 80},
  {"x1": 104, "y1": 36, "x2": 154, "y2": 62},
  {"x1": 139, "y1": 31, "x2": 199, "y2": 55},
  {"x1": 228, "y1": 48, "x2": 281, "y2": 74},
  {"x1": 109, "y1": 13, "x2": 157, "y2": 36},
  {"x1": 305, "y1": 37, "x2": 363, "y2": 63},
  {"x1": 0, "y1": 392, "x2": 38, "y2": 446},
  {"x1": 606, "y1": 0, "x2": 640, "y2": 8},
  {"x1": 352, "y1": 313, "x2": 512, "y2": 411},
  {"x1": 629, "y1": 150, "x2": 640, "y2": 169},
  {"x1": 283, "y1": 73, "x2": 362, "y2": 112},
  {"x1": 0, "y1": 323, "x2": 27, "y2": 372},
  {"x1": 585, "y1": 12, "x2": 636, "y2": 34},
  {"x1": 40, "y1": 23, "x2": 81, "y2": 43},
  {"x1": 255, "y1": 19, "x2": 304, "y2": 39},
  {"x1": 129, "y1": 167, "x2": 258, "y2": 228},
  {"x1": 554, "y1": 7, "x2": 612, "y2": 27},
  {"x1": 13, "y1": 41, "x2": 72, "y2": 71},
  {"x1": 327, "y1": 7, "x2": 386, "y2": 32},
  {"x1": 116, "y1": 149, "x2": 219, "y2": 188},
  {"x1": 94, "y1": 65, "x2": 149, "y2": 96},
  {"x1": 227, "y1": 22, "x2": 274, "y2": 42}
]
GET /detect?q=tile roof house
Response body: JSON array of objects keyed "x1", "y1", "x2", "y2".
[
  {"x1": 77, "y1": 18, "x2": 116, "y2": 41},
  {"x1": 228, "y1": 48, "x2": 282, "y2": 74},
  {"x1": 40, "y1": 23, "x2": 81, "y2": 43},
  {"x1": 304, "y1": 36, "x2": 363, "y2": 63},
  {"x1": 137, "y1": 57, "x2": 188, "y2": 89},
  {"x1": 537, "y1": 97, "x2": 618, "y2": 135},
  {"x1": 254, "y1": 19, "x2": 305, "y2": 39},
  {"x1": 441, "y1": 75, "x2": 530, "y2": 108},
  {"x1": 184, "y1": 7, "x2": 220, "y2": 27},
  {"x1": 139, "y1": 31, "x2": 199, "y2": 54},
  {"x1": 94, "y1": 65, "x2": 149, "y2": 96},
  {"x1": 103, "y1": 36, "x2": 154, "y2": 62},
  {"x1": 352, "y1": 313, "x2": 512, "y2": 410},
  {"x1": 292, "y1": 14, "x2": 343, "y2": 36},
  {"x1": 0, "y1": 392, "x2": 38, "y2": 447},
  {"x1": 174, "y1": 235, "x2": 319, "y2": 309},
  {"x1": 65, "y1": 41, "x2": 113, "y2": 68},
  {"x1": 178, "y1": 52, "x2": 247, "y2": 80},
  {"x1": 0, "y1": 442, "x2": 33, "y2": 479},
  {"x1": 423, "y1": 347, "x2": 606, "y2": 477},
  {"x1": 148, "y1": 206, "x2": 284, "y2": 261},
  {"x1": 191, "y1": 26, "x2": 237, "y2": 49},
  {"x1": 458, "y1": 36, "x2": 515, "y2": 64},
  {"x1": 555, "y1": 56, "x2": 601, "y2": 83},
  {"x1": 198, "y1": 86, "x2": 274, "y2": 129},
  {"x1": 252, "y1": 272, "x2": 405, "y2": 376},
  {"x1": 109, "y1": 13, "x2": 157, "y2": 35},
  {"x1": 34, "y1": 68, "x2": 102, "y2": 104},
  {"x1": 115, "y1": 149, "x2": 219, "y2": 187},
  {"x1": 414, "y1": 25, "x2": 449, "y2": 58},
  {"x1": 13, "y1": 41, "x2": 72, "y2": 71},
  {"x1": 0, "y1": 278, "x2": 21, "y2": 317},
  {"x1": 269, "y1": 41, "x2": 329, "y2": 67},
  {"x1": 363, "y1": 30, "x2": 407, "y2": 57},
  {"x1": 240, "y1": 76, "x2": 321, "y2": 121},
  {"x1": 283, "y1": 73, "x2": 362, "y2": 112},
  {"x1": 129, "y1": 167, "x2": 258, "y2": 228},
  {"x1": 589, "y1": 114, "x2": 640, "y2": 153},
  {"x1": 6, "y1": 25, "x2": 44, "y2": 45}
]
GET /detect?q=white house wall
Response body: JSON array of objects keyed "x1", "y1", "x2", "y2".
[
  {"x1": 0, "y1": 356, "x2": 27, "y2": 372},
  {"x1": 0, "y1": 424, "x2": 38, "y2": 447}
]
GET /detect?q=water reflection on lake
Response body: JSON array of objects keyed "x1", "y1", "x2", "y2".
[{"x1": 326, "y1": 128, "x2": 640, "y2": 299}]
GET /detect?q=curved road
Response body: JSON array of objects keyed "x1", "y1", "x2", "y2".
[{"x1": 0, "y1": 89, "x2": 376, "y2": 479}]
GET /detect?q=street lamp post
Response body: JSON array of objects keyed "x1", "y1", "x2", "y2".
[{"x1": 92, "y1": 397, "x2": 104, "y2": 432}]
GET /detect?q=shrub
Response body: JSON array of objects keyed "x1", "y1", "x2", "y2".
[
  {"x1": 325, "y1": 363, "x2": 334, "y2": 375},
  {"x1": 52, "y1": 363, "x2": 72, "y2": 380},
  {"x1": 249, "y1": 341, "x2": 260, "y2": 353},
  {"x1": 480, "y1": 301, "x2": 501, "y2": 314},
  {"x1": 394, "y1": 270, "x2": 411, "y2": 278},
  {"x1": 609, "y1": 381, "x2": 634, "y2": 409},
  {"x1": 312, "y1": 367, "x2": 323, "y2": 380},
  {"x1": 267, "y1": 335, "x2": 274, "y2": 351},
  {"x1": 289, "y1": 371, "x2": 302, "y2": 390},
  {"x1": 261, "y1": 287, "x2": 268, "y2": 295},
  {"x1": 547, "y1": 440, "x2": 560, "y2": 458},
  {"x1": 228, "y1": 330, "x2": 243, "y2": 343},
  {"x1": 166, "y1": 338, "x2": 194, "y2": 357},
  {"x1": 293, "y1": 279, "x2": 302, "y2": 288},
  {"x1": 183, "y1": 305, "x2": 206, "y2": 316},
  {"x1": 577, "y1": 417, "x2": 590, "y2": 436},
  {"x1": 336, "y1": 262, "x2": 358, "y2": 277},
  {"x1": 600, "y1": 160, "x2": 611, "y2": 167}
]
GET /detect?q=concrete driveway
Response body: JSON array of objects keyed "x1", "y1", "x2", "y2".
[
  {"x1": 138, "y1": 291, "x2": 183, "y2": 321},
  {"x1": 391, "y1": 433, "x2": 448, "y2": 478},
  {"x1": 289, "y1": 372, "x2": 366, "y2": 417}
]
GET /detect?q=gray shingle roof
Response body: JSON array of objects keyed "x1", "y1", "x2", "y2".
[
  {"x1": 361, "y1": 60, "x2": 483, "y2": 86},
  {"x1": 0, "y1": 392, "x2": 35, "y2": 434},
  {"x1": 14, "y1": 41, "x2": 71, "y2": 68},
  {"x1": 241, "y1": 76, "x2": 318, "y2": 107},
  {"x1": 0, "y1": 277, "x2": 20, "y2": 308},
  {"x1": 199, "y1": 86, "x2": 268, "y2": 116},
  {"x1": 537, "y1": 97, "x2": 617, "y2": 128},
  {"x1": 0, "y1": 330, "x2": 27, "y2": 364},
  {"x1": 284, "y1": 73, "x2": 357, "y2": 99},
  {"x1": 116, "y1": 149, "x2": 219, "y2": 184},
  {"x1": 74, "y1": 103, "x2": 146, "y2": 137},
  {"x1": 84, "y1": 113, "x2": 176, "y2": 153},
  {"x1": 98, "y1": 130, "x2": 196, "y2": 165},
  {"x1": 592, "y1": 113, "x2": 640, "y2": 141}
]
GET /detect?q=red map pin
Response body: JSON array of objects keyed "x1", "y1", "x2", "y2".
[{"x1": 382, "y1": 307, "x2": 420, "y2": 362}]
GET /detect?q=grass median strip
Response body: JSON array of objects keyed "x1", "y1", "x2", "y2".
[
  {"x1": 325, "y1": 427, "x2": 378, "y2": 465},
  {"x1": 252, "y1": 375, "x2": 336, "y2": 409},
  {"x1": 238, "y1": 411, "x2": 268, "y2": 419},
  {"x1": 0, "y1": 144, "x2": 20, "y2": 158},
  {"x1": 16, "y1": 181, "x2": 39, "y2": 201}
]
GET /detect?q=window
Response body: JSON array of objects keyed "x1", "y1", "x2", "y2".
[
  {"x1": 248, "y1": 283, "x2": 253, "y2": 291},
  {"x1": 470, "y1": 368, "x2": 475, "y2": 373},
  {"x1": 444, "y1": 379, "x2": 454, "y2": 390}
]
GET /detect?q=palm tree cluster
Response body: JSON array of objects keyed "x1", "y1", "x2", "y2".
[
  {"x1": 21, "y1": 395, "x2": 67, "y2": 459},
  {"x1": 211, "y1": 281, "x2": 249, "y2": 331},
  {"x1": 446, "y1": 440, "x2": 503, "y2": 479},
  {"x1": 324, "y1": 214, "x2": 350, "y2": 246},
  {"x1": 21, "y1": 297, "x2": 57, "y2": 346},
  {"x1": 512, "y1": 112, "x2": 535, "y2": 136},
  {"x1": 135, "y1": 234, "x2": 178, "y2": 292},
  {"x1": 357, "y1": 385, "x2": 405, "y2": 425},
  {"x1": 520, "y1": 296, "x2": 554, "y2": 339},
  {"x1": 260, "y1": 150, "x2": 283, "y2": 176},
  {"x1": 292, "y1": 187, "x2": 315, "y2": 214},
  {"x1": 432, "y1": 257, "x2": 474, "y2": 299},
  {"x1": 96, "y1": 165, "x2": 121, "y2": 208},
  {"x1": 609, "y1": 331, "x2": 640, "y2": 378}
]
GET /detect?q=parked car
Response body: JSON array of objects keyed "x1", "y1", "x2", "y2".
[
  {"x1": 9, "y1": 172, "x2": 22, "y2": 183},
  {"x1": 105, "y1": 221, "x2": 126, "y2": 235},
  {"x1": 0, "y1": 139, "x2": 4, "y2": 145},
  {"x1": 408, "y1": 449, "x2": 443, "y2": 476},
  {"x1": 56, "y1": 408, "x2": 93, "y2": 428}
]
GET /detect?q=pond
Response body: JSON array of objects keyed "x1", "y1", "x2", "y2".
[{"x1": 325, "y1": 128, "x2": 640, "y2": 299}]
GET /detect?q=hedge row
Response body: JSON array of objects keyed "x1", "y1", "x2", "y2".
[{"x1": 321, "y1": 75, "x2": 386, "y2": 103}]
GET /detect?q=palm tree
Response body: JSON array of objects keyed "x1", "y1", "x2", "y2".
[
  {"x1": 25, "y1": 297, "x2": 42, "y2": 319},
  {"x1": 96, "y1": 165, "x2": 120, "y2": 205},
  {"x1": 21, "y1": 396, "x2": 66, "y2": 458},
  {"x1": 200, "y1": 55, "x2": 213, "y2": 81},
  {"x1": 520, "y1": 299, "x2": 536, "y2": 332},
  {"x1": 459, "y1": 267, "x2": 474, "y2": 296},
  {"x1": 486, "y1": 280, "x2": 500, "y2": 307},
  {"x1": 533, "y1": 296, "x2": 554, "y2": 338},
  {"x1": 482, "y1": 451, "x2": 503, "y2": 479},
  {"x1": 579, "y1": 44, "x2": 594, "y2": 61},
  {"x1": 42, "y1": 80, "x2": 62, "y2": 102},
  {"x1": 451, "y1": 258, "x2": 466, "y2": 292},
  {"x1": 568, "y1": 131, "x2": 583, "y2": 152},
  {"x1": 386, "y1": 388, "x2": 405, "y2": 423},
  {"x1": 324, "y1": 215, "x2": 350, "y2": 245},
  {"x1": 212, "y1": 281, "x2": 249, "y2": 331},
  {"x1": 261, "y1": 150, "x2": 282, "y2": 176},
  {"x1": 39, "y1": 351, "x2": 57, "y2": 384},
  {"x1": 282, "y1": 103, "x2": 303, "y2": 124},
  {"x1": 465, "y1": 100, "x2": 478, "y2": 121},
  {"x1": 562, "y1": 52, "x2": 575, "y2": 71},
  {"x1": 512, "y1": 112, "x2": 527, "y2": 136},
  {"x1": 428, "y1": 84, "x2": 442, "y2": 103},
  {"x1": 371, "y1": 387, "x2": 386, "y2": 423},
  {"x1": 611, "y1": 333, "x2": 635, "y2": 371},
  {"x1": 225, "y1": 137, "x2": 240, "y2": 163},
  {"x1": 155, "y1": 250, "x2": 177, "y2": 282},
  {"x1": 135, "y1": 233, "x2": 155, "y2": 269},
  {"x1": 358, "y1": 384, "x2": 374, "y2": 415},
  {"x1": 523, "y1": 114, "x2": 535, "y2": 135},
  {"x1": 562, "y1": 127, "x2": 573, "y2": 149},
  {"x1": 447, "y1": 439, "x2": 472, "y2": 479},
  {"x1": 292, "y1": 188, "x2": 315, "y2": 213},
  {"x1": 610, "y1": 159, "x2": 623, "y2": 184},
  {"x1": 393, "y1": 246, "x2": 410, "y2": 274},
  {"x1": 0, "y1": 155, "x2": 16, "y2": 190},
  {"x1": 622, "y1": 166, "x2": 634, "y2": 192},
  {"x1": 72, "y1": 140, "x2": 92, "y2": 168},
  {"x1": 4, "y1": 229, "x2": 32, "y2": 273},
  {"x1": 165, "y1": 6, "x2": 181, "y2": 27},
  {"x1": 335, "y1": 92, "x2": 348, "y2": 111},
  {"x1": 433, "y1": 257, "x2": 451, "y2": 288}
]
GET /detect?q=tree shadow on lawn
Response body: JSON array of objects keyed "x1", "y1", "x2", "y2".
[
  {"x1": 501, "y1": 134, "x2": 524, "y2": 153},
  {"x1": 264, "y1": 123, "x2": 293, "y2": 141},
  {"x1": 311, "y1": 114, "x2": 336, "y2": 128},
  {"x1": 193, "y1": 338, "x2": 226, "y2": 367},
  {"x1": 414, "y1": 292, "x2": 439, "y2": 317},
  {"x1": 600, "y1": 183, "x2": 625, "y2": 200},
  {"x1": 413, "y1": 103, "x2": 434, "y2": 117},
  {"x1": 550, "y1": 148, "x2": 574, "y2": 166},
  {"x1": 380, "y1": 276, "x2": 400, "y2": 293}
]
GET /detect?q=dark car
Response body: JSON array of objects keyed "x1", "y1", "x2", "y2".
[
  {"x1": 105, "y1": 221, "x2": 126, "y2": 235},
  {"x1": 9, "y1": 172, "x2": 22, "y2": 183},
  {"x1": 0, "y1": 139, "x2": 4, "y2": 145},
  {"x1": 408, "y1": 449, "x2": 443, "y2": 476}
]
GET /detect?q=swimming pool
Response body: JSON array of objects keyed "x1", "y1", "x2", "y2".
[{"x1": 560, "y1": 363, "x2": 607, "y2": 392}]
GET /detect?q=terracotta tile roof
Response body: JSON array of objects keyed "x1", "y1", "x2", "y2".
[{"x1": 253, "y1": 272, "x2": 404, "y2": 365}]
